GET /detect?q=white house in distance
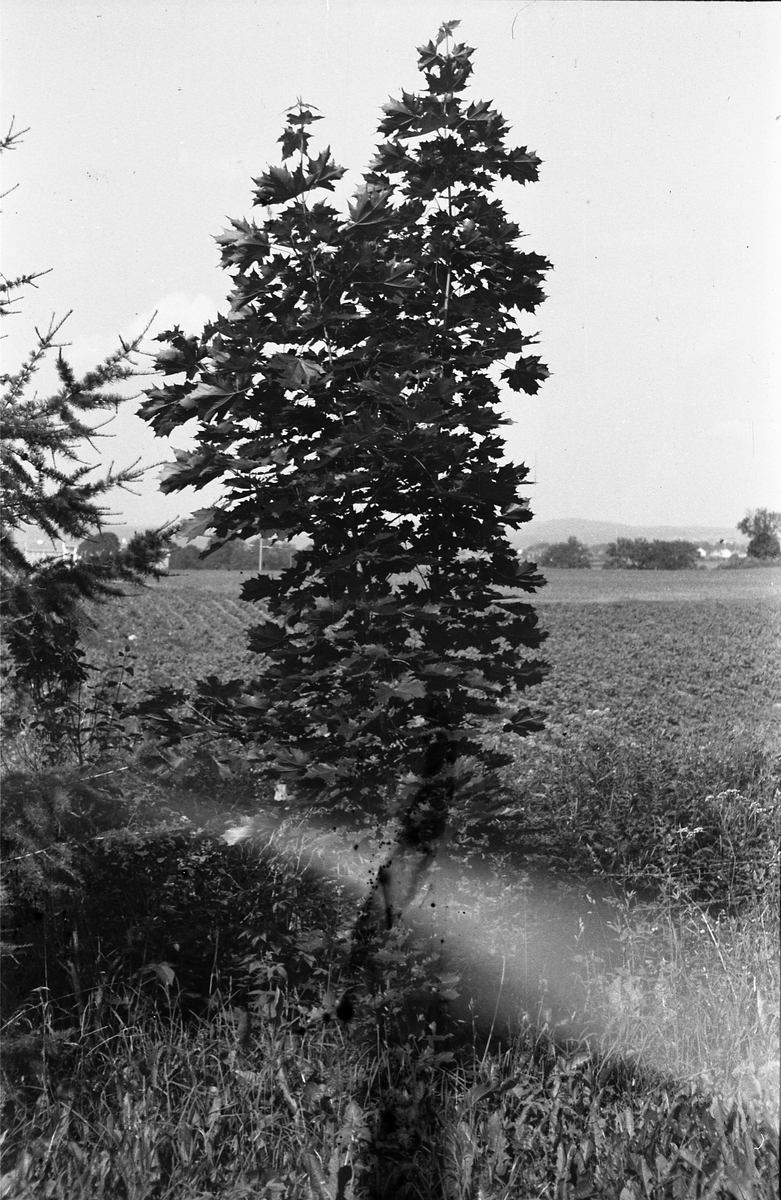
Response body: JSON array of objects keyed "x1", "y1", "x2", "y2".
[
  {"x1": 21, "y1": 534, "x2": 79, "y2": 563},
  {"x1": 695, "y1": 543, "x2": 746, "y2": 564},
  {"x1": 19, "y1": 531, "x2": 143, "y2": 564}
]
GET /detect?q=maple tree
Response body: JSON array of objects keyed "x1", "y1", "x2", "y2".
[{"x1": 141, "y1": 23, "x2": 550, "y2": 844}]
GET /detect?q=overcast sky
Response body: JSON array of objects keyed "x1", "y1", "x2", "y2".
[{"x1": 3, "y1": 0, "x2": 780, "y2": 533}]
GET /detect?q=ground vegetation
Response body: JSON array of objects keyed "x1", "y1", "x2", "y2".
[{"x1": 1, "y1": 569, "x2": 778, "y2": 1197}]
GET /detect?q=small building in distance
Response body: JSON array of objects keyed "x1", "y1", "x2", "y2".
[
  {"x1": 18, "y1": 530, "x2": 165, "y2": 566},
  {"x1": 695, "y1": 542, "x2": 747, "y2": 567},
  {"x1": 21, "y1": 534, "x2": 79, "y2": 563}
]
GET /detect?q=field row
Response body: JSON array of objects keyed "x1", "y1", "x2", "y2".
[
  {"x1": 88, "y1": 572, "x2": 781, "y2": 752},
  {"x1": 534, "y1": 598, "x2": 781, "y2": 747}
]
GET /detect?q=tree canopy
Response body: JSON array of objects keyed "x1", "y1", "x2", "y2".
[
  {"x1": 77, "y1": 531, "x2": 122, "y2": 561},
  {"x1": 537, "y1": 537, "x2": 591, "y2": 569},
  {"x1": 140, "y1": 22, "x2": 550, "y2": 820},
  {"x1": 737, "y1": 509, "x2": 781, "y2": 560}
]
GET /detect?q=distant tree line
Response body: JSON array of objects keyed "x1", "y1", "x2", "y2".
[
  {"x1": 169, "y1": 537, "x2": 296, "y2": 573},
  {"x1": 81, "y1": 513, "x2": 781, "y2": 577},
  {"x1": 528, "y1": 537, "x2": 698, "y2": 570},
  {"x1": 74, "y1": 532, "x2": 296, "y2": 572},
  {"x1": 604, "y1": 539, "x2": 698, "y2": 571},
  {"x1": 534, "y1": 537, "x2": 592, "y2": 569}
]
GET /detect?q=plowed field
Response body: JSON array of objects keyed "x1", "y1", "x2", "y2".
[{"x1": 89, "y1": 567, "x2": 781, "y2": 749}]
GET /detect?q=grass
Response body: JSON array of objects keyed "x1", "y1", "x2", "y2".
[
  {"x1": 3, "y1": 992, "x2": 775, "y2": 1198},
  {"x1": 1, "y1": 569, "x2": 779, "y2": 1197},
  {"x1": 578, "y1": 881, "x2": 780, "y2": 1121},
  {"x1": 2, "y1": 763, "x2": 777, "y2": 1197}
]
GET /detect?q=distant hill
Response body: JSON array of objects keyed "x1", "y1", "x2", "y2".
[{"x1": 507, "y1": 518, "x2": 747, "y2": 550}]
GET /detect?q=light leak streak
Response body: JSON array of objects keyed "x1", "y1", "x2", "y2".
[
  {"x1": 219, "y1": 805, "x2": 779, "y2": 1127},
  {"x1": 222, "y1": 806, "x2": 620, "y2": 1043}
]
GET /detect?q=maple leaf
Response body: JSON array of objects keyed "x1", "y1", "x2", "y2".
[
  {"x1": 380, "y1": 261, "x2": 420, "y2": 291},
  {"x1": 378, "y1": 92, "x2": 421, "y2": 138},
  {"x1": 368, "y1": 141, "x2": 410, "y2": 174},
  {"x1": 501, "y1": 356, "x2": 550, "y2": 395},
  {"x1": 305, "y1": 148, "x2": 346, "y2": 191},
  {"x1": 268, "y1": 354, "x2": 325, "y2": 391},
  {"x1": 252, "y1": 164, "x2": 305, "y2": 205},
  {"x1": 347, "y1": 186, "x2": 393, "y2": 227},
  {"x1": 286, "y1": 107, "x2": 323, "y2": 127},
  {"x1": 436, "y1": 19, "x2": 461, "y2": 46},
  {"x1": 186, "y1": 382, "x2": 233, "y2": 403},
  {"x1": 465, "y1": 99, "x2": 493, "y2": 122},
  {"x1": 498, "y1": 147, "x2": 543, "y2": 186},
  {"x1": 177, "y1": 507, "x2": 219, "y2": 541},
  {"x1": 278, "y1": 125, "x2": 309, "y2": 161},
  {"x1": 247, "y1": 621, "x2": 288, "y2": 652},
  {"x1": 417, "y1": 41, "x2": 441, "y2": 71}
]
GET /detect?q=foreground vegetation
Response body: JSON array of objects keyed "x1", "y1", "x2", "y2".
[{"x1": 2, "y1": 570, "x2": 778, "y2": 1197}]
